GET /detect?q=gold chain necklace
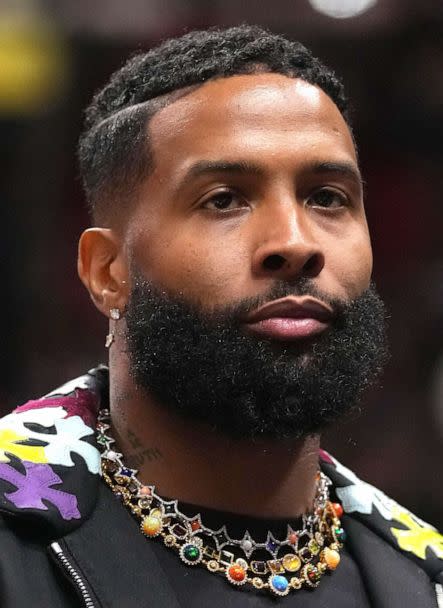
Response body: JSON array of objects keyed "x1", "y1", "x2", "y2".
[{"x1": 97, "y1": 409, "x2": 345, "y2": 597}]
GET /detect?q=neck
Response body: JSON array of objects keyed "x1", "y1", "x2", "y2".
[{"x1": 109, "y1": 349, "x2": 320, "y2": 520}]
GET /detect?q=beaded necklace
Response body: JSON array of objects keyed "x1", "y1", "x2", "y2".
[{"x1": 97, "y1": 409, "x2": 345, "y2": 597}]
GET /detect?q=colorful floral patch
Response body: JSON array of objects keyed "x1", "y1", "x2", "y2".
[
  {"x1": 327, "y1": 452, "x2": 443, "y2": 562},
  {"x1": 0, "y1": 406, "x2": 99, "y2": 473},
  {"x1": 15, "y1": 388, "x2": 99, "y2": 428},
  {"x1": 390, "y1": 505, "x2": 443, "y2": 560},
  {"x1": 0, "y1": 461, "x2": 80, "y2": 520},
  {"x1": 0, "y1": 395, "x2": 100, "y2": 521}
]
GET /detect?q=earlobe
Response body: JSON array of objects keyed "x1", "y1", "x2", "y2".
[{"x1": 78, "y1": 228, "x2": 129, "y2": 317}]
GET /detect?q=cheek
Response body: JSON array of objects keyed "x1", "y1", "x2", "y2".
[
  {"x1": 131, "y1": 225, "x2": 251, "y2": 307},
  {"x1": 330, "y1": 227, "x2": 373, "y2": 299}
]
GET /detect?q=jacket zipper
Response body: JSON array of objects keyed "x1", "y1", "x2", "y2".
[{"x1": 50, "y1": 541, "x2": 97, "y2": 608}]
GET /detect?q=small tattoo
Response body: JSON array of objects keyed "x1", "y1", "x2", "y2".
[
  {"x1": 127, "y1": 430, "x2": 143, "y2": 450},
  {"x1": 113, "y1": 391, "x2": 134, "y2": 405},
  {"x1": 126, "y1": 447, "x2": 163, "y2": 469}
]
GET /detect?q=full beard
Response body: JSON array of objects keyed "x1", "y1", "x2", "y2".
[{"x1": 124, "y1": 276, "x2": 388, "y2": 441}]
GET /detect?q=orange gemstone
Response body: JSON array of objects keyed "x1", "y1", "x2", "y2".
[
  {"x1": 139, "y1": 486, "x2": 151, "y2": 496},
  {"x1": 331, "y1": 502, "x2": 344, "y2": 518},
  {"x1": 288, "y1": 532, "x2": 298, "y2": 545},
  {"x1": 191, "y1": 521, "x2": 201, "y2": 531},
  {"x1": 141, "y1": 515, "x2": 162, "y2": 537},
  {"x1": 228, "y1": 564, "x2": 246, "y2": 582},
  {"x1": 321, "y1": 547, "x2": 340, "y2": 570}
]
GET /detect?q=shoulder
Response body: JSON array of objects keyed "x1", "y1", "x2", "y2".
[
  {"x1": 0, "y1": 368, "x2": 108, "y2": 536},
  {"x1": 320, "y1": 450, "x2": 443, "y2": 586}
]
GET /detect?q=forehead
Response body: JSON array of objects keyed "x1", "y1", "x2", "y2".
[{"x1": 147, "y1": 73, "x2": 357, "y2": 169}]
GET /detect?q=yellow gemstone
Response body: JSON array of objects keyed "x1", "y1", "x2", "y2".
[
  {"x1": 150, "y1": 508, "x2": 162, "y2": 519},
  {"x1": 290, "y1": 576, "x2": 302, "y2": 589},
  {"x1": 282, "y1": 554, "x2": 301, "y2": 572},
  {"x1": 321, "y1": 547, "x2": 340, "y2": 570},
  {"x1": 141, "y1": 515, "x2": 162, "y2": 537},
  {"x1": 164, "y1": 535, "x2": 176, "y2": 547},
  {"x1": 207, "y1": 560, "x2": 219, "y2": 572}
]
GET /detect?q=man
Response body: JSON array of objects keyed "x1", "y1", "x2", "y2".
[{"x1": 0, "y1": 25, "x2": 441, "y2": 607}]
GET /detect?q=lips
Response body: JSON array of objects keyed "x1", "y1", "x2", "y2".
[{"x1": 242, "y1": 296, "x2": 333, "y2": 341}]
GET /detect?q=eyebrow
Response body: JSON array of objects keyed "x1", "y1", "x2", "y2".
[
  {"x1": 176, "y1": 158, "x2": 363, "y2": 191},
  {"x1": 183, "y1": 160, "x2": 264, "y2": 181},
  {"x1": 309, "y1": 161, "x2": 364, "y2": 189}
]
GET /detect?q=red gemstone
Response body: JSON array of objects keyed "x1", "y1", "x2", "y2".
[
  {"x1": 332, "y1": 502, "x2": 344, "y2": 518},
  {"x1": 228, "y1": 564, "x2": 246, "y2": 582},
  {"x1": 191, "y1": 521, "x2": 201, "y2": 532},
  {"x1": 288, "y1": 532, "x2": 298, "y2": 545},
  {"x1": 308, "y1": 570, "x2": 316, "y2": 580}
]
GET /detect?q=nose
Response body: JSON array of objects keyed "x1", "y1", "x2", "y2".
[{"x1": 251, "y1": 201, "x2": 325, "y2": 281}]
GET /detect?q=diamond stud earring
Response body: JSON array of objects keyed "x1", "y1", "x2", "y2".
[
  {"x1": 110, "y1": 308, "x2": 121, "y2": 321},
  {"x1": 105, "y1": 308, "x2": 121, "y2": 347}
]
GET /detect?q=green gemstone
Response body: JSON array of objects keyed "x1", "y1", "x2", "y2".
[
  {"x1": 335, "y1": 527, "x2": 346, "y2": 542},
  {"x1": 308, "y1": 539, "x2": 320, "y2": 555},
  {"x1": 97, "y1": 435, "x2": 107, "y2": 446},
  {"x1": 184, "y1": 545, "x2": 200, "y2": 561}
]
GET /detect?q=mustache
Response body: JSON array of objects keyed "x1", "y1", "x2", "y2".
[
  {"x1": 208, "y1": 278, "x2": 350, "y2": 324},
  {"x1": 130, "y1": 274, "x2": 352, "y2": 326}
]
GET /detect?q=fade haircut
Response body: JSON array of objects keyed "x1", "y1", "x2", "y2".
[{"x1": 78, "y1": 24, "x2": 350, "y2": 224}]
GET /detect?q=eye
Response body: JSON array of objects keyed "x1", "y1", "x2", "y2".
[
  {"x1": 201, "y1": 190, "x2": 248, "y2": 212},
  {"x1": 308, "y1": 188, "x2": 348, "y2": 209}
]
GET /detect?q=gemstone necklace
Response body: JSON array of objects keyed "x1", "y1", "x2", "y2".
[{"x1": 97, "y1": 408, "x2": 345, "y2": 597}]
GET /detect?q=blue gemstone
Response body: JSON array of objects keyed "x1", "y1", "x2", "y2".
[
  {"x1": 120, "y1": 468, "x2": 133, "y2": 477},
  {"x1": 271, "y1": 575, "x2": 288, "y2": 592},
  {"x1": 266, "y1": 540, "x2": 278, "y2": 552}
]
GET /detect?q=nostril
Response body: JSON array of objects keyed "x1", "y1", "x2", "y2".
[
  {"x1": 302, "y1": 254, "x2": 320, "y2": 274},
  {"x1": 263, "y1": 254, "x2": 285, "y2": 271}
]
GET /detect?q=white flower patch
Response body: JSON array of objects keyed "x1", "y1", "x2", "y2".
[
  {"x1": 0, "y1": 407, "x2": 99, "y2": 474},
  {"x1": 331, "y1": 456, "x2": 396, "y2": 521},
  {"x1": 0, "y1": 406, "x2": 67, "y2": 432}
]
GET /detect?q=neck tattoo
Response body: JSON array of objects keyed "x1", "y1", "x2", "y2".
[{"x1": 97, "y1": 409, "x2": 345, "y2": 597}]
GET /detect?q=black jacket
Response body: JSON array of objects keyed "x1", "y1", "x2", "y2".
[{"x1": 0, "y1": 367, "x2": 442, "y2": 607}]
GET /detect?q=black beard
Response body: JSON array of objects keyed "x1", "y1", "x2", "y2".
[{"x1": 124, "y1": 276, "x2": 388, "y2": 441}]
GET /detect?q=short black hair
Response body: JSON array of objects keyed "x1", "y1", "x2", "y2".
[{"x1": 78, "y1": 24, "x2": 350, "y2": 224}]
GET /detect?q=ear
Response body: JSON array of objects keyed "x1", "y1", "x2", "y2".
[{"x1": 78, "y1": 228, "x2": 130, "y2": 318}]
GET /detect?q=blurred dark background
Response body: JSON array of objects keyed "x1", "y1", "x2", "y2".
[{"x1": 1, "y1": 0, "x2": 442, "y2": 526}]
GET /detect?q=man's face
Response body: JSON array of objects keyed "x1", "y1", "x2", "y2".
[
  {"x1": 127, "y1": 73, "x2": 372, "y2": 313},
  {"x1": 117, "y1": 73, "x2": 385, "y2": 440}
]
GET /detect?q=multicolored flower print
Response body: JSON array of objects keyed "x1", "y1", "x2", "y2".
[
  {"x1": 324, "y1": 451, "x2": 443, "y2": 562},
  {"x1": 0, "y1": 390, "x2": 100, "y2": 521}
]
